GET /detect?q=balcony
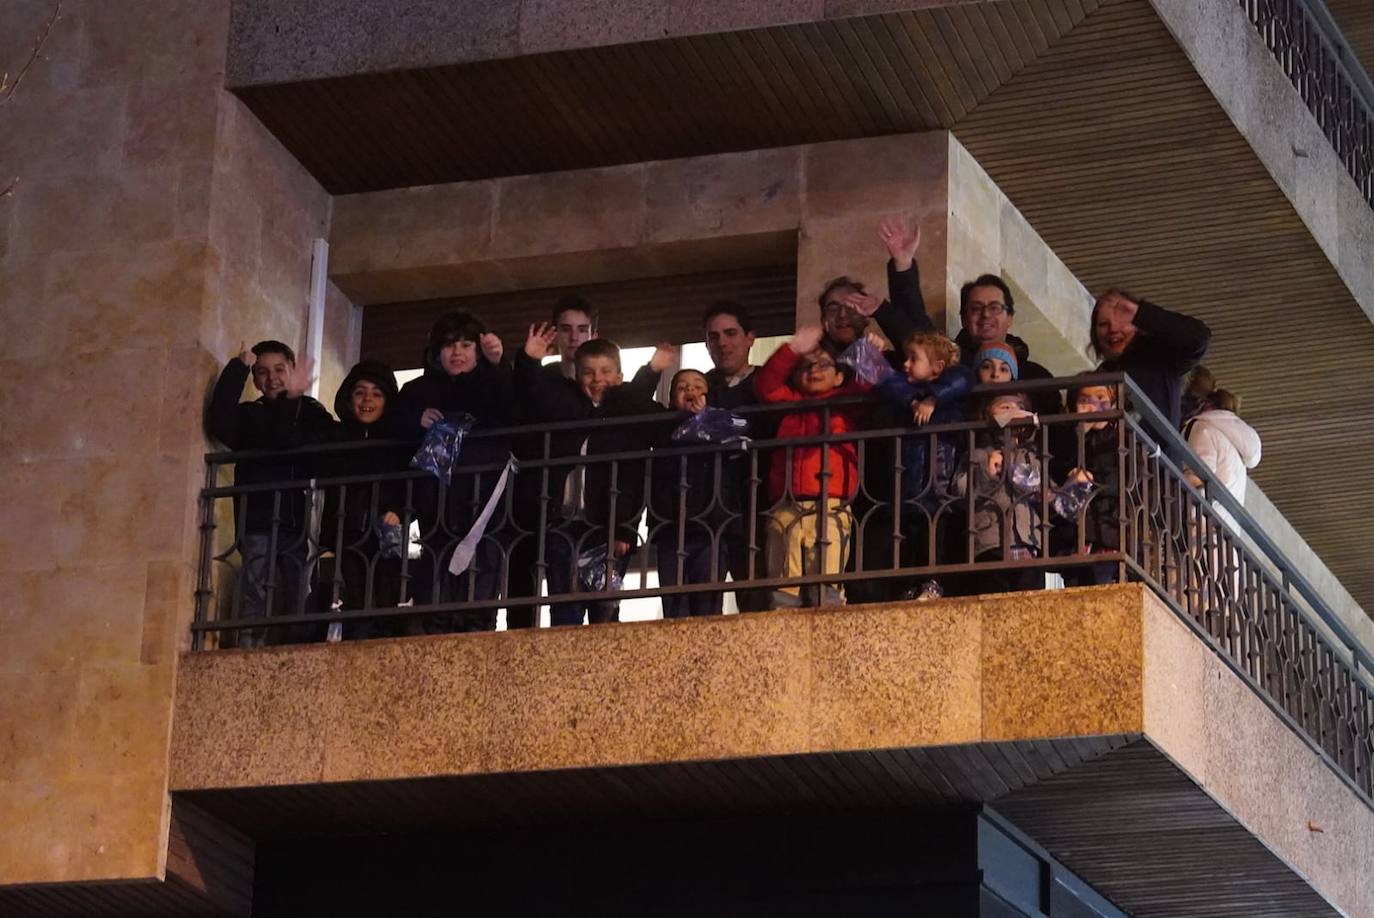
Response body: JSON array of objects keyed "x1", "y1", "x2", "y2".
[{"x1": 166, "y1": 374, "x2": 1374, "y2": 915}]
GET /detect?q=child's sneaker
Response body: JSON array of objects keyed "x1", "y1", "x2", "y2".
[{"x1": 904, "y1": 579, "x2": 943, "y2": 602}]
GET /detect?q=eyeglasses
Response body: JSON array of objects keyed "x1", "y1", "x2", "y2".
[
  {"x1": 821, "y1": 301, "x2": 857, "y2": 317},
  {"x1": 806, "y1": 360, "x2": 838, "y2": 371},
  {"x1": 966, "y1": 303, "x2": 1008, "y2": 317}
]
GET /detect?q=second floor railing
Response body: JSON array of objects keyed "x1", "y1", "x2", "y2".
[
  {"x1": 1241, "y1": 0, "x2": 1374, "y2": 208},
  {"x1": 192, "y1": 374, "x2": 1374, "y2": 804}
]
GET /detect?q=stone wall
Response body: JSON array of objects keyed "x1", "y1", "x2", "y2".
[{"x1": 0, "y1": 0, "x2": 334, "y2": 886}]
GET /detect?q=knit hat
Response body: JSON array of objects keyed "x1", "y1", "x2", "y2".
[{"x1": 975, "y1": 342, "x2": 1019, "y2": 380}]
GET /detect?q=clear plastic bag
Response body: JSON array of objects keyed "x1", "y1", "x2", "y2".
[
  {"x1": 577, "y1": 545, "x2": 624, "y2": 593},
  {"x1": 409, "y1": 412, "x2": 475, "y2": 486},
  {"x1": 1010, "y1": 457, "x2": 1042, "y2": 492},
  {"x1": 838, "y1": 337, "x2": 895, "y2": 387},
  {"x1": 1052, "y1": 478, "x2": 1096, "y2": 519},
  {"x1": 671, "y1": 406, "x2": 750, "y2": 446}
]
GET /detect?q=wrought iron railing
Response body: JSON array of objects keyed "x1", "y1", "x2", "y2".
[
  {"x1": 193, "y1": 373, "x2": 1374, "y2": 802},
  {"x1": 1241, "y1": 0, "x2": 1374, "y2": 208}
]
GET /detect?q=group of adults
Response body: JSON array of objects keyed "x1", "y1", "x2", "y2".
[{"x1": 209, "y1": 212, "x2": 1260, "y2": 640}]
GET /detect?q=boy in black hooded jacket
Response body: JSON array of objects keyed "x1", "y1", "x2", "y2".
[
  {"x1": 398, "y1": 311, "x2": 514, "y2": 632},
  {"x1": 207, "y1": 339, "x2": 333, "y2": 647},
  {"x1": 316, "y1": 360, "x2": 417, "y2": 640},
  {"x1": 515, "y1": 324, "x2": 674, "y2": 625}
]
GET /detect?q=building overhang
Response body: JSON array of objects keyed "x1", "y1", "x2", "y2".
[
  {"x1": 226, "y1": 0, "x2": 1374, "y2": 611},
  {"x1": 169, "y1": 585, "x2": 1372, "y2": 916}
]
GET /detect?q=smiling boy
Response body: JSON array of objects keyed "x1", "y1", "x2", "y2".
[{"x1": 207, "y1": 339, "x2": 334, "y2": 646}]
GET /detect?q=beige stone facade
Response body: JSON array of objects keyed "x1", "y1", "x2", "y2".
[{"x1": 0, "y1": 0, "x2": 346, "y2": 885}]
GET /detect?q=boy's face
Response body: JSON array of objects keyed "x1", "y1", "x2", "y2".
[
  {"x1": 977, "y1": 357, "x2": 1013, "y2": 384},
  {"x1": 705, "y1": 313, "x2": 755, "y2": 377},
  {"x1": 670, "y1": 371, "x2": 709, "y2": 412},
  {"x1": 795, "y1": 352, "x2": 844, "y2": 396},
  {"x1": 1074, "y1": 385, "x2": 1114, "y2": 430},
  {"x1": 251, "y1": 350, "x2": 293, "y2": 399},
  {"x1": 577, "y1": 354, "x2": 622, "y2": 404},
  {"x1": 987, "y1": 394, "x2": 1031, "y2": 428},
  {"x1": 439, "y1": 337, "x2": 477, "y2": 376},
  {"x1": 350, "y1": 380, "x2": 386, "y2": 425},
  {"x1": 556, "y1": 309, "x2": 595, "y2": 360},
  {"x1": 903, "y1": 343, "x2": 943, "y2": 383}
]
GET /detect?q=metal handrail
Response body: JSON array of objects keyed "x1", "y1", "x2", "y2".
[
  {"x1": 1240, "y1": 0, "x2": 1374, "y2": 207},
  {"x1": 1122, "y1": 376, "x2": 1373, "y2": 679}
]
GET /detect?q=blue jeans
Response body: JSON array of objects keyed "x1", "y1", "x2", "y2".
[
  {"x1": 238, "y1": 530, "x2": 311, "y2": 647},
  {"x1": 653, "y1": 532, "x2": 724, "y2": 618},
  {"x1": 545, "y1": 529, "x2": 629, "y2": 626}
]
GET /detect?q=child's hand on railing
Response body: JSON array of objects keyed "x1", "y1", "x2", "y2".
[
  {"x1": 986, "y1": 450, "x2": 1004, "y2": 478},
  {"x1": 524, "y1": 322, "x2": 557, "y2": 360},
  {"x1": 914, "y1": 396, "x2": 936, "y2": 425},
  {"x1": 790, "y1": 325, "x2": 824, "y2": 355}
]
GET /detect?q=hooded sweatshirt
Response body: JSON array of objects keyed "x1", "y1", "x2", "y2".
[
  {"x1": 323, "y1": 360, "x2": 413, "y2": 540},
  {"x1": 1184, "y1": 409, "x2": 1262, "y2": 504}
]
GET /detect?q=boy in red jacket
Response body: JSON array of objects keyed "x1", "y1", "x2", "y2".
[{"x1": 754, "y1": 325, "x2": 871, "y2": 607}]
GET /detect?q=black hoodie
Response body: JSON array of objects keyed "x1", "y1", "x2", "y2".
[
  {"x1": 207, "y1": 358, "x2": 335, "y2": 535},
  {"x1": 320, "y1": 360, "x2": 415, "y2": 543}
]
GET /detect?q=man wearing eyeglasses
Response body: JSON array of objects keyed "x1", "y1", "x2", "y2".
[{"x1": 847, "y1": 217, "x2": 1058, "y2": 414}]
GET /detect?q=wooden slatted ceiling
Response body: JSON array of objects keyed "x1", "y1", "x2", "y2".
[
  {"x1": 235, "y1": 1, "x2": 1102, "y2": 194},
  {"x1": 955, "y1": 0, "x2": 1374, "y2": 608},
  {"x1": 1326, "y1": 0, "x2": 1374, "y2": 80},
  {"x1": 359, "y1": 264, "x2": 798, "y2": 369},
  {"x1": 245, "y1": 0, "x2": 1373, "y2": 607},
  {"x1": 168, "y1": 737, "x2": 1338, "y2": 917}
]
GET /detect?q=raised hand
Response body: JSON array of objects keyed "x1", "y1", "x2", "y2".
[
  {"x1": 524, "y1": 322, "x2": 557, "y2": 360},
  {"x1": 790, "y1": 324, "x2": 824, "y2": 355},
  {"x1": 237, "y1": 341, "x2": 256, "y2": 368},
  {"x1": 284, "y1": 355, "x2": 317, "y2": 399},
  {"x1": 878, "y1": 214, "x2": 921, "y2": 270},
  {"x1": 914, "y1": 396, "x2": 936, "y2": 425},
  {"x1": 840, "y1": 289, "x2": 883, "y2": 318},
  {"x1": 649, "y1": 342, "x2": 677, "y2": 373},
  {"x1": 479, "y1": 332, "x2": 504, "y2": 364}
]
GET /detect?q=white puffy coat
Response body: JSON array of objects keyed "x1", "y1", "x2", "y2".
[{"x1": 1185, "y1": 409, "x2": 1262, "y2": 503}]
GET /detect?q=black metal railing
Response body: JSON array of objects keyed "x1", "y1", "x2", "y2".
[
  {"x1": 192, "y1": 373, "x2": 1374, "y2": 802},
  {"x1": 1241, "y1": 0, "x2": 1374, "y2": 208}
]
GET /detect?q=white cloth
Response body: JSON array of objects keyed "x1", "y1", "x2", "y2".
[
  {"x1": 1185, "y1": 409, "x2": 1262, "y2": 504},
  {"x1": 448, "y1": 455, "x2": 518, "y2": 575}
]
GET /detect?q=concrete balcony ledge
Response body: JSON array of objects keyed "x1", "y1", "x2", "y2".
[{"x1": 171, "y1": 584, "x2": 1372, "y2": 916}]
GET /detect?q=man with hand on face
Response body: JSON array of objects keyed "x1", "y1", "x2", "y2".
[
  {"x1": 850, "y1": 215, "x2": 1060, "y2": 416},
  {"x1": 207, "y1": 339, "x2": 333, "y2": 647}
]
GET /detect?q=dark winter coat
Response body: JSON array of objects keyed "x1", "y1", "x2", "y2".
[
  {"x1": 206, "y1": 359, "x2": 335, "y2": 535},
  {"x1": 513, "y1": 353, "x2": 663, "y2": 543},
  {"x1": 1097, "y1": 299, "x2": 1211, "y2": 431},
  {"x1": 319, "y1": 361, "x2": 414, "y2": 546}
]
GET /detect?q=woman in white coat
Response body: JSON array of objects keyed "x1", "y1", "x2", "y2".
[{"x1": 1183, "y1": 387, "x2": 1262, "y2": 504}]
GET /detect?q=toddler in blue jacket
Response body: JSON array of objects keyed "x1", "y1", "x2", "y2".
[{"x1": 875, "y1": 330, "x2": 974, "y2": 600}]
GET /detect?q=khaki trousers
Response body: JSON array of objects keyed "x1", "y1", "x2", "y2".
[{"x1": 765, "y1": 497, "x2": 853, "y2": 601}]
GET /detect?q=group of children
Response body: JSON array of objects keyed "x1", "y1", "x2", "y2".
[{"x1": 211, "y1": 297, "x2": 1130, "y2": 643}]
